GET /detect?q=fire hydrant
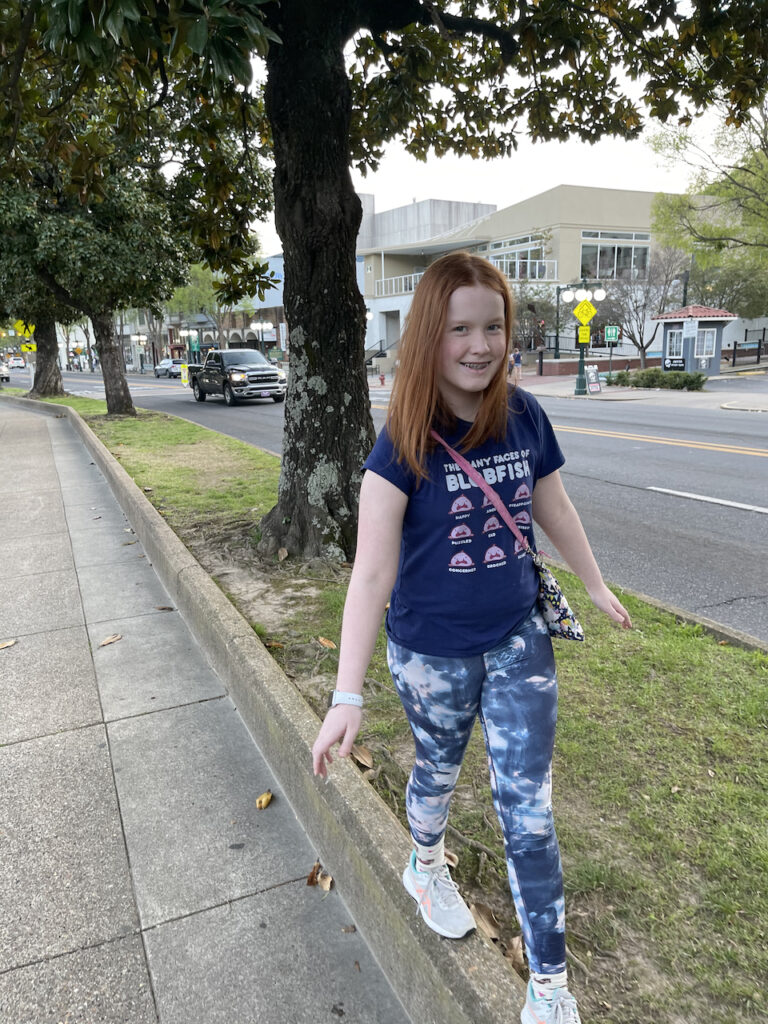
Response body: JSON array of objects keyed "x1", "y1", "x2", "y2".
[{"x1": 379, "y1": 373, "x2": 386, "y2": 386}]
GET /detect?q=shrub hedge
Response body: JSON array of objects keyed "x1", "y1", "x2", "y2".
[{"x1": 605, "y1": 368, "x2": 706, "y2": 390}]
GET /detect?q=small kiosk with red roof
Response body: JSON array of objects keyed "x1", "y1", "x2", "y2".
[{"x1": 651, "y1": 305, "x2": 737, "y2": 378}]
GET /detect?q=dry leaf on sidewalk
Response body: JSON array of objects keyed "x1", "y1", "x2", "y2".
[
  {"x1": 255, "y1": 789, "x2": 273, "y2": 809},
  {"x1": 307, "y1": 861, "x2": 322, "y2": 886},
  {"x1": 318, "y1": 870, "x2": 333, "y2": 891},
  {"x1": 317, "y1": 636, "x2": 337, "y2": 649},
  {"x1": 0, "y1": 638, "x2": 18, "y2": 650},
  {"x1": 155, "y1": 606, "x2": 174, "y2": 612},
  {"x1": 99, "y1": 634, "x2": 122, "y2": 648}
]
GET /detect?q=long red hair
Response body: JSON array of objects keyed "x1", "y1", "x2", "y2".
[{"x1": 386, "y1": 251, "x2": 514, "y2": 478}]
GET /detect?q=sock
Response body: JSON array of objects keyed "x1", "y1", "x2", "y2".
[
  {"x1": 530, "y1": 970, "x2": 568, "y2": 1001},
  {"x1": 414, "y1": 838, "x2": 445, "y2": 872}
]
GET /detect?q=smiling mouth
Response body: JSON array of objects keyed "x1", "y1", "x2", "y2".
[{"x1": 461, "y1": 361, "x2": 492, "y2": 370}]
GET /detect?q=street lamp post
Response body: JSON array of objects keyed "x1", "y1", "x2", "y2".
[
  {"x1": 570, "y1": 279, "x2": 606, "y2": 397},
  {"x1": 250, "y1": 319, "x2": 273, "y2": 354}
]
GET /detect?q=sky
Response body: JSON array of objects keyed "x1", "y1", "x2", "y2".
[{"x1": 254, "y1": 131, "x2": 695, "y2": 256}]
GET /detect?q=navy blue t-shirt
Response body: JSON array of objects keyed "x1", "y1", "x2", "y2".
[{"x1": 364, "y1": 389, "x2": 565, "y2": 657}]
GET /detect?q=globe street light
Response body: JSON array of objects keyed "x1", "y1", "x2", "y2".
[
  {"x1": 250, "y1": 319, "x2": 274, "y2": 353},
  {"x1": 571, "y1": 279, "x2": 606, "y2": 396}
]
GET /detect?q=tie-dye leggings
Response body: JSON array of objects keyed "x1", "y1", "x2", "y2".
[{"x1": 387, "y1": 605, "x2": 565, "y2": 975}]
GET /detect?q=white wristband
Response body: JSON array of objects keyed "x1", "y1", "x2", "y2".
[{"x1": 330, "y1": 690, "x2": 363, "y2": 709}]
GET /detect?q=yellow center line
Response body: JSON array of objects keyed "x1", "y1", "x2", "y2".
[{"x1": 552, "y1": 424, "x2": 768, "y2": 458}]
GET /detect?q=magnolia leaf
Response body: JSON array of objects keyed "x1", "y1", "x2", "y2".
[
  {"x1": 444, "y1": 849, "x2": 459, "y2": 869},
  {"x1": 307, "y1": 860, "x2": 322, "y2": 886},
  {"x1": 255, "y1": 789, "x2": 273, "y2": 809},
  {"x1": 0, "y1": 638, "x2": 18, "y2": 650},
  {"x1": 99, "y1": 633, "x2": 122, "y2": 647},
  {"x1": 351, "y1": 744, "x2": 373, "y2": 769},
  {"x1": 277, "y1": 547, "x2": 288, "y2": 562},
  {"x1": 470, "y1": 902, "x2": 500, "y2": 941},
  {"x1": 155, "y1": 605, "x2": 174, "y2": 611},
  {"x1": 318, "y1": 870, "x2": 333, "y2": 892},
  {"x1": 317, "y1": 636, "x2": 337, "y2": 649}
]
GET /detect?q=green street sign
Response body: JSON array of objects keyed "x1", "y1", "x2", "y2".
[{"x1": 605, "y1": 325, "x2": 620, "y2": 342}]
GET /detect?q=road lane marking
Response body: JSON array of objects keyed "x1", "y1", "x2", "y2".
[
  {"x1": 553, "y1": 424, "x2": 768, "y2": 457},
  {"x1": 647, "y1": 487, "x2": 768, "y2": 515}
]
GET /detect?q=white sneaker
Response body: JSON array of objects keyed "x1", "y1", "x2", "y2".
[
  {"x1": 520, "y1": 981, "x2": 582, "y2": 1024},
  {"x1": 402, "y1": 851, "x2": 475, "y2": 939}
]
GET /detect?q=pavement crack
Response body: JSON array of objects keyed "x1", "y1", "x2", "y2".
[{"x1": 698, "y1": 593, "x2": 768, "y2": 610}]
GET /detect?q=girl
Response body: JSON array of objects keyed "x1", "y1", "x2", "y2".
[{"x1": 312, "y1": 252, "x2": 631, "y2": 1024}]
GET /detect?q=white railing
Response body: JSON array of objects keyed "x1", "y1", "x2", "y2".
[
  {"x1": 491, "y1": 258, "x2": 558, "y2": 282},
  {"x1": 375, "y1": 272, "x2": 425, "y2": 297},
  {"x1": 375, "y1": 259, "x2": 558, "y2": 297}
]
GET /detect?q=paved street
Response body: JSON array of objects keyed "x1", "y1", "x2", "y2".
[{"x1": 36, "y1": 366, "x2": 768, "y2": 644}]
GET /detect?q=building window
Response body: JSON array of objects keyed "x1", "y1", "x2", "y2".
[
  {"x1": 581, "y1": 244, "x2": 598, "y2": 278},
  {"x1": 667, "y1": 330, "x2": 683, "y2": 357},
  {"x1": 695, "y1": 329, "x2": 716, "y2": 358},
  {"x1": 580, "y1": 239, "x2": 650, "y2": 280}
]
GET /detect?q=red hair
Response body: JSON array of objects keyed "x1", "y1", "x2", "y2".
[{"x1": 386, "y1": 251, "x2": 514, "y2": 479}]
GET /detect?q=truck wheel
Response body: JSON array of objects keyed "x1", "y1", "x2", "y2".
[
  {"x1": 223, "y1": 383, "x2": 237, "y2": 406},
  {"x1": 272, "y1": 394, "x2": 285, "y2": 403},
  {"x1": 193, "y1": 379, "x2": 206, "y2": 402}
]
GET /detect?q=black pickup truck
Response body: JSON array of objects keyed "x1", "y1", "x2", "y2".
[{"x1": 187, "y1": 349, "x2": 287, "y2": 406}]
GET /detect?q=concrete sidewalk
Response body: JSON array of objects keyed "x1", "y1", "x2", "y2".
[{"x1": 0, "y1": 402, "x2": 410, "y2": 1024}]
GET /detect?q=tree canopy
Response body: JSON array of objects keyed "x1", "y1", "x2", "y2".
[{"x1": 7, "y1": 1, "x2": 768, "y2": 556}]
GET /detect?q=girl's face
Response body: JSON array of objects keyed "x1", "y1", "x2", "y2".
[{"x1": 436, "y1": 284, "x2": 507, "y2": 421}]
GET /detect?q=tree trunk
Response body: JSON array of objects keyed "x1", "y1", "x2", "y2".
[
  {"x1": 259, "y1": 4, "x2": 375, "y2": 561},
  {"x1": 92, "y1": 311, "x2": 136, "y2": 415},
  {"x1": 30, "y1": 314, "x2": 66, "y2": 397}
]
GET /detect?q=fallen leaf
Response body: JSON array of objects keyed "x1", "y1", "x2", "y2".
[
  {"x1": 444, "y1": 849, "x2": 459, "y2": 869},
  {"x1": 707, "y1": 768, "x2": 715, "y2": 778},
  {"x1": 353, "y1": 961, "x2": 360, "y2": 972},
  {"x1": 718, "y1": 640, "x2": 729, "y2": 646},
  {"x1": 341, "y1": 924, "x2": 356, "y2": 934},
  {"x1": 470, "y1": 902, "x2": 500, "y2": 941},
  {"x1": 307, "y1": 861, "x2": 322, "y2": 886},
  {"x1": 277, "y1": 547, "x2": 288, "y2": 562},
  {"x1": 255, "y1": 789, "x2": 273, "y2": 810},
  {"x1": 143, "y1": 487, "x2": 153, "y2": 492},
  {"x1": 123, "y1": 528, "x2": 133, "y2": 533},
  {"x1": 503, "y1": 934, "x2": 526, "y2": 973},
  {"x1": 265, "y1": 640, "x2": 284, "y2": 649},
  {"x1": 121, "y1": 540, "x2": 137, "y2": 546},
  {"x1": 155, "y1": 606, "x2": 174, "y2": 612},
  {"x1": 317, "y1": 636, "x2": 337, "y2": 649},
  {"x1": 0, "y1": 638, "x2": 18, "y2": 650},
  {"x1": 99, "y1": 634, "x2": 122, "y2": 647},
  {"x1": 670, "y1": 785, "x2": 681, "y2": 794},
  {"x1": 92, "y1": 515, "x2": 101, "y2": 520},
  {"x1": 318, "y1": 870, "x2": 333, "y2": 891},
  {"x1": 351, "y1": 744, "x2": 373, "y2": 769}
]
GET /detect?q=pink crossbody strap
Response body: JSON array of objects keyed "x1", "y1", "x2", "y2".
[{"x1": 430, "y1": 430, "x2": 530, "y2": 551}]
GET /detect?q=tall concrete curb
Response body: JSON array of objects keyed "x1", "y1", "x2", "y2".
[{"x1": 2, "y1": 396, "x2": 521, "y2": 1024}]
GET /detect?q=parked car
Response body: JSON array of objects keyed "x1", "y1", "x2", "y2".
[
  {"x1": 8, "y1": 355, "x2": 25, "y2": 368},
  {"x1": 186, "y1": 349, "x2": 287, "y2": 405},
  {"x1": 155, "y1": 357, "x2": 184, "y2": 378},
  {"x1": 0, "y1": 361, "x2": 10, "y2": 382}
]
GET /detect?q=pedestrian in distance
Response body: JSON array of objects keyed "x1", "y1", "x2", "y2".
[
  {"x1": 512, "y1": 344, "x2": 523, "y2": 385},
  {"x1": 312, "y1": 251, "x2": 631, "y2": 1024}
]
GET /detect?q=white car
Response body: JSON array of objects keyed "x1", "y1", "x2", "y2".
[
  {"x1": 154, "y1": 358, "x2": 184, "y2": 378},
  {"x1": 0, "y1": 361, "x2": 10, "y2": 382},
  {"x1": 8, "y1": 355, "x2": 25, "y2": 368}
]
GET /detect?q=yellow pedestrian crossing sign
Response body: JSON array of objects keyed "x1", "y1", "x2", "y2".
[
  {"x1": 13, "y1": 319, "x2": 35, "y2": 338},
  {"x1": 573, "y1": 300, "x2": 597, "y2": 325},
  {"x1": 578, "y1": 326, "x2": 591, "y2": 345}
]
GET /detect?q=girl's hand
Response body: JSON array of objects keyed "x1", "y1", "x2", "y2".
[
  {"x1": 312, "y1": 706, "x2": 363, "y2": 778},
  {"x1": 587, "y1": 582, "x2": 632, "y2": 629}
]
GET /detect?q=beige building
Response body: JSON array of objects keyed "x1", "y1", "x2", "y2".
[{"x1": 360, "y1": 185, "x2": 656, "y2": 365}]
